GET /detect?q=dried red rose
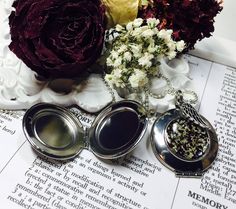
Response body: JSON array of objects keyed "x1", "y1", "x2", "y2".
[
  {"x1": 139, "y1": 0, "x2": 223, "y2": 51},
  {"x1": 9, "y1": 0, "x2": 106, "y2": 78}
]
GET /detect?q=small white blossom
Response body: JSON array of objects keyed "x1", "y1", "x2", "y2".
[
  {"x1": 167, "y1": 41, "x2": 176, "y2": 51},
  {"x1": 176, "y1": 40, "x2": 185, "y2": 52},
  {"x1": 113, "y1": 68, "x2": 123, "y2": 77},
  {"x1": 110, "y1": 50, "x2": 119, "y2": 59},
  {"x1": 118, "y1": 45, "x2": 127, "y2": 53},
  {"x1": 133, "y1": 18, "x2": 143, "y2": 28},
  {"x1": 113, "y1": 57, "x2": 122, "y2": 67},
  {"x1": 105, "y1": 74, "x2": 113, "y2": 82},
  {"x1": 167, "y1": 51, "x2": 177, "y2": 60},
  {"x1": 158, "y1": 29, "x2": 169, "y2": 40},
  {"x1": 115, "y1": 24, "x2": 124, "y2": 32},
  {"x1": 147, "y1": 18, "x2": 160, "y2": 28},
  {"x1": 138, "y1": 52, "x2": 154, "y2": 68},
  {"x1": 106, "y1": 57, "x2": 113, "y2": 66},
  {"x1": 123, "y1": 51, "x2": 132, "y2": 61},
  {"x1": 142, "y1": 28, "x2": 154, "y2": 38},
  {"x1": 129, "y1": 44, "x2": 142, "y2": 58},
  {"x1": 129, "y1": 69, "x2": 148, "y2": 88},
  {"x1": 148, "y1": 44, "x2": 157, "y2": 53},
  {"x1": 131, "y1": 27, "x2": 143, "y2": 36},
  {"x1": 126, "y1": 22, "x2": 133, "y2": 31}
]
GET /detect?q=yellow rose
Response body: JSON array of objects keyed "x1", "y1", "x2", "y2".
[{"x1": 102, "y1": 0, "x2": 140, "y2": 28}]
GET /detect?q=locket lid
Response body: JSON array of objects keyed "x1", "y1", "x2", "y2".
[
  {"x1": 23, "y1": 103, "x2": 85, "y2": 160},
  {"x1": 23, "y1": 100, "x2": 148, "y2": 160},
  {"x1": 151, "y1": 108, "x2": 218, "y2": 177},
  {"x1": 89, "y1": 100, "x2": 148, "y2": 159}
]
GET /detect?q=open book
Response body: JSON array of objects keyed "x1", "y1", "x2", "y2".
[{"x1": 0, "y1": 54, "x2": 235, "y2": 209}]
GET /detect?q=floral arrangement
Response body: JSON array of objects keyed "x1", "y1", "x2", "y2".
[
  {"x1": 104, "y1": 18, "x2": 185, "y2": 88},
  {"x1": 8, "y1": 0, "x2": 223, "y2": 89}
]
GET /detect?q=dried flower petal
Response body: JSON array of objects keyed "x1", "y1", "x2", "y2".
[{"x1": 138, "y1": 0, "x2": 223, "y2": 51}]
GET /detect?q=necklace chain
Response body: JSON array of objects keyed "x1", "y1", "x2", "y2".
[
  {"x1": 102, "y1": 76, "x2": 116, "y2": 103},
  {"x1": 103, "y1": 72, "x2": 198, "y2": 115}
]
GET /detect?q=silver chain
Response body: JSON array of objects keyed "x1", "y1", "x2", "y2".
[
  {"x1": 102, "y1": 76, "x2": 116, "y2": 103},
  {"x1": 146, "y1": 73, "x2": 198, "y2": 104},
  {"x1": 102, "y1": 72, "x2": 198, "y2": 115}
]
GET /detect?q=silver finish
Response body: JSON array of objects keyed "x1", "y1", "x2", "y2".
[
  {"x1": 23, "y1": 100, "x2": 148, "y2": 160},
  {"x1": 23, "y1": 103, "x2": 85, "y2": 160},
  {"x1": 89, "y1": 100, "x2": 148, "y2": 159},
  {"x1": 151, "y1": 108, "x2": 218, "y2": 177},
  {"x1": 175, "y1": 90, "x2": 207, "y2": 128}
]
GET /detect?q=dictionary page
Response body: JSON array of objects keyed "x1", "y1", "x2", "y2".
[
  {"x1": 0, "y1": 108, "x2": 179, "y2": 209},
  {"x1": 172, "y1": 60, "x2": 236, "y2": 209},
  {"x1": 0, "y1": 54, "x2": 219, "y2": 209}
]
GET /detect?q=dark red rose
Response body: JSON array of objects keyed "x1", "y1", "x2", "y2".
[
  {"x1": 139, "y1": 0, "x2": 223, "y2": 51},
  {"x1": 9, "y1": 0, "x2": 106, "y2": 78}
]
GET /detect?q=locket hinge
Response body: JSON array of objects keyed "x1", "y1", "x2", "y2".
[
  {"x1": 175, "y1": 172, "x2": 203, "y2": 178},
  {"x1": 83, "y1": 127, "x2": 90, "y2": 149}
]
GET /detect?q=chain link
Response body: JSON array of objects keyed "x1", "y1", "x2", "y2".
[
  {"x1": 147, "y1": 73, "x2": 198, "y2": 104},
  {"x1": 102, "y1": 76, "x2": 116, "y2": 103},
  {"x1": 102, "y1": 72, "x2": 198, "y2": 115}
]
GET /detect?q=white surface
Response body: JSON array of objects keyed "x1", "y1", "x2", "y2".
[
  {"x1": 214, "y1": 0, "x2": 236, "y2": 41},
  {"x1": 190, "y1": 0, "x2": 236, "y2": 68}
]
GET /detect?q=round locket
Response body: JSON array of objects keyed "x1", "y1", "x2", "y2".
[
  {"x1": 151, "y1": 108, "x2": 218, "y2": 177},
  {"x1": 23, "y1": 100, "x2": 148, "y2": 160}
]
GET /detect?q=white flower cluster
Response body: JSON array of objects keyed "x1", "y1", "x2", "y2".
[{"x1": 105, "y1": 18, "x2": 185, "y2": 88}]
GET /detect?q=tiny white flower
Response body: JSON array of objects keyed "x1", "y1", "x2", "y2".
[
  {"x1": 147, "y1": 44, "x2": 157, "y2": 53},
  {"x1": 142, "y1": 28, "x2": 154, "y2": 38},
  {"x1": 129, "y1": 44, "x2": 142, "y2": 58},
  {"x1": 158, "y1": 29, "x2": 170, "y2": 40},
  {"x1": 126, "y1": 22, "x2": 133, "y2": 31},
  {"x1": 166, "y1": 29, "x2": 173, "y2": 36},
  {"x1": 110, "y1": 50, "x2": 119, "y2": 59},
  {"x1": 123, "y1": 51, "x2": 132, "y2": 61},
  {"x1": 105, "y1": 74, "x2": 113, "y2": 82},
  {"x1": 118, "y1": 45, "x2": 128, "y2": 53},
  {"x1": 147, "y1": 18, "x2": 160, "y2": 28},
  {"x1": 138, "y1": 52, "x2": 154, "y2": 68},
  {"x1": 115, "y1": 24, "x2": 124, "y2": 32},
  {"x1": 113, "y1": 57, "x2": 122, "y2": 67},
  {"x1": 106, "y1": 57, "x2": 113, "y2": 66},
  {"x1": 113, "y1": 68, "x2": 123, "y2": 77},
  {"x1": 167, "y1": 51, "x2": 177, "y2": 60},
  {"x1": 129, "y1": 69, "x2": 148, "y2": 88},
  {"x1": 176, "y1": 40, "x2": 185, "y2": 52},
  {"x1": 131, "y1": 27, "x2": 143, "y2": 36},
  {"x1": 133, "y1": 18, "x2": 143, "y2": 28},
  {"x1": 167, "y1": 41, "x2": 176, "y2": 51}
]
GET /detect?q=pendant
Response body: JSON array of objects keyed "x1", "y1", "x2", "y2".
[
  {"x1": 150, "y1": 93, "x2": 218, "y2": 177},
  {"x1": 22, "y1": 95, "x2": 218, "y2": 177},
  {"x1": 22, "y1": 100, "x2": 148, "y2": 160}
]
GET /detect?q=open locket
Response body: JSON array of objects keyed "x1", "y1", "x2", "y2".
[
  {"x1": 22, "y1": 100, "x2": 148, "y2": 160},
  {"x1": 23, "y1": 99, "x2": 218, "y2": 177}
]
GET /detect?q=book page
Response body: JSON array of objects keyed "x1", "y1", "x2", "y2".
[
  {"x1": 0, "y1": 55, "x2": 235, "y2": 209},
  {"x1": 172, "y1": 62, "x2": 236, "y2": 209}
]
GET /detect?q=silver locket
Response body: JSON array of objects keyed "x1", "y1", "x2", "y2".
[
  {"x1": 23, "y1": 100, "x2": 148, "y2": 160},
  {"x1": 151, "y1": 92, "x2": 218, "y2": 177},
  {"x1": 23, "y1": 97, "x2": 218, "y2": 177}
]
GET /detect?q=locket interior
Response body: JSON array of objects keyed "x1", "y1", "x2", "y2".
[{"x1": 23, "y1": 100, "x2": 148, "y2": 160}]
